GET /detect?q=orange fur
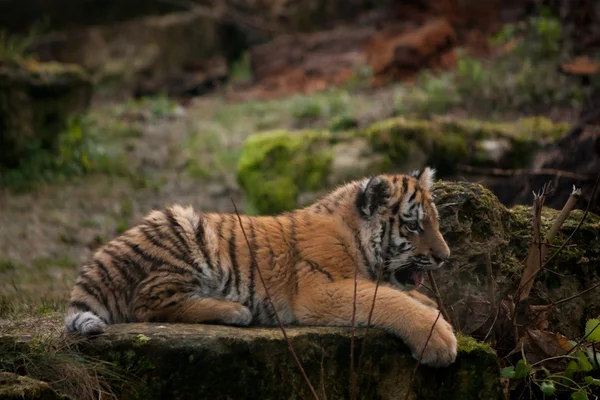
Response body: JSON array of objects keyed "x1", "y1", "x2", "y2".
[{"x1": 65, "y1": 168, "x2": 457, "y2": 366}]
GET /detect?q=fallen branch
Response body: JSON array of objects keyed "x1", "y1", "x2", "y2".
[
  {"x1": 456, "y1": 165, "x2": 593, "y2": 181},
  {"x1": 404, "y1": 311, "x2": 442, "y2": 400},
  {"x1": 426, "y1": 270, "x2": 451, "y2": 323},
  {"x1": 231, "y1": 199, "x2": 320, "y2": 400}
]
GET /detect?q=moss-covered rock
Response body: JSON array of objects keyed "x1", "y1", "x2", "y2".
[
  {"x1": 0, "y1": 372, "x2": 71, "y2": 400},
  {"x1": 237, "y1": 116, "x2": 570, "y2": 214},
  {"x1": 0, "y1": 59, "x2": 92, "y2": 168},
  {"x1": 431, "y1": 181, "x2": 600, "y2": 338},
  {"x1": 237, "y1": 129, "x2": 335, "y2": 215},
  {"x1": 76, "y1": 323, "x2": 502, "y2": 400}
]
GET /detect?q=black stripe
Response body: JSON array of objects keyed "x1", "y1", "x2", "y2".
[
  {"x1": 164, "y1": 208, "x2": 191, "y2": 253},
  {"x1": 75, "y1": 280, "x2": 111, "y2": 323},
  {"x1": 288, "y1": 212, "x2": 298, "y2": 257},
  {"x1": 306, "y1": 260, "x2": 334, "y2": 282},
  {"x1": 355, "y1": 231, "x2": 373, "y2": 279},
  {"x1": 288, "y1": 213, "x2": 300, "y2": 294},
  {"x1": 115, "y1": 240, "x2": 191, "y2": 276},
  {"x1": 93, "y1": 257, "x2": 128, "y2": 320},
  {"x1": 393, "y1": 176, "x2": 398, "y2": 184},
  {"x1": 388, "y1": 217, "x2": 395, "y2": 245},
  {"x1": 214, "y1": 216, "x2": 224, "y2": 275},
  {"x1": 141, "y1": 226, "x2": 193, "y2": 266},
  {"x1": 195, "y1": 215, "x2": 215, "y2": 271},
  {"x1": 391, "y1": 201, "x2": 400, "y2": 215},
  {"x1": 409, "y1": 189, "x2": 418, "y2": 203},
  {"x1": 146, "y1": 220, "x2": 189, "y2": 259},
  {"x1": 228, "y1": 215, "x2": 241, "y2": 297},
  {"x1": 248, "y1": 219, "x2": 258, "y2": 310},
  {"x1": 402, "y1": 176, "x2": 408, "y2": 195},
  {"x1": 70, "y1": 300, "x2": 92, "y2": 313},
  {"x1": 380, "y1": 222, "x2": 388, "y2": 246},
  {"x1": 70, "y1": 313, "x2": 84, "y2": 331}
]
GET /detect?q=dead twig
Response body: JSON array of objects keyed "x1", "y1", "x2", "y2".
[
  {"x1": 349, "y1": 255, "x2": 359, "y2": 400},
  {"x1": 456, "y1": 165, "x2": 593, "y2": 181},
  {"x1": 426, "y1": 270, "x2": 451, "y2": 323},
  {"x1": 518, "y1": 187, "x2": 581, "y2": 301},
  {"x1": 404, "y1": 311, "x2": 442, "y2": 400},
  {"x1": 355, "y1": 263, "x2": 384, "y2": 380},
  {"x1": 485, "y1": 252, "x2": 497, "y2": 344},
  {"x1": 231, "y1": 199, "x2": 320, "y2": 400}
]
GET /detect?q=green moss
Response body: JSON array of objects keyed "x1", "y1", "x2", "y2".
[
  {"x1": 457, "y1": 334, "x2": 493, "y2": 354},
  {"x1": 133, "y1": 334, "x2": 150, "y2": 347},
  {"x1": 237, "y1": 116, "x2": 571, "y2": 215},
  {"x1": 236, "y1": 129, "x2": 332, "y2": 215}
]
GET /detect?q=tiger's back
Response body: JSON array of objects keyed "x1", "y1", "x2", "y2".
[{"x1": 66, "y1": 202, "x2": 355, "y2": 333}]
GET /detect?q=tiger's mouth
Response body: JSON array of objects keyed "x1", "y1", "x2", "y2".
[{"x1": 393, "y1": 269, "x2": 425, "y2": 289}]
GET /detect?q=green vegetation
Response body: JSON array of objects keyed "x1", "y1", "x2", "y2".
[
  {"x1": 395, "y1": 12, "x2": 581, "y2": 117},
  {"x1": 501, "y1": 319, "x2": 600, "y2": 398},
  {"x1": 0, "y1": 22, "x2": 45, "y2": 62}
]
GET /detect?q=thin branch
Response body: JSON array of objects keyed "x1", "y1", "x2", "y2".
[
  {"x1": 531, "y1": 282, "x2": 600, "y2": 311},
  {"x1": 230, "y1": 199, "x2": 320, "y2": 400},
  {"x1": 485, "y1": 252, "x2": 497, "y2": 344},
  {"x1": 456, "y1": 165, "x2": 593, "y2": 181},
  {"x1": 426, "y1": 270, "x2": 451, "y2": 323},
  {"x1": 355, "y1": 262, "x2": 384, "y2": 380},
  {"x1": 404, "y1": 311, "x2": 442, "y2": 400},
  {"x1": 349, "y1": 255, "x2": 359, "y2": 400}
]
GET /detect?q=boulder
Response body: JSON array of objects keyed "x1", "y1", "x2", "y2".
[
  {"x1": 236, "y1": 116, "x2": 569, "y2": 215},
  {"x1": 0, "y1": 372, "x2": 70, "y2": 400},
  {"x1": 79, "y1": 324, "x2": 501, "y2": 400},
  {"x1": 0, "y1": 60, "x2": 92, "y2": 168}
]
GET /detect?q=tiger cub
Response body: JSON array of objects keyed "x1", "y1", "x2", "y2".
[{"x1": 65, "y1": 167, "x2": 456, "y2": 367}]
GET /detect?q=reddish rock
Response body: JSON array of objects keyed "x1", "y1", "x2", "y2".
[{"x1": 365, "y1": 18, "x2": 456, "y2": 81}]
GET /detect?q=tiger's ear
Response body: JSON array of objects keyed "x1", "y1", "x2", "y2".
[
  {"x1": 356, "y1": 176, "x2": 391, "y2": 219},
  {"x1": 412, "y1": 167, "x2": 435, "y2": 190}
]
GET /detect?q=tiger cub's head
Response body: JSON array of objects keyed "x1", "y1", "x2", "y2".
[{"x1": 355, "y1": 167, "x2": 450, "y2": 290}]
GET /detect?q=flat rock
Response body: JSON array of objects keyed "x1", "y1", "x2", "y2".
[{"x1": 80, "y1": 323, "x2": 503, "y2": 400}]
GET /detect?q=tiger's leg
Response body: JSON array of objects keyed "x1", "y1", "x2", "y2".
[
  {"x1": 294, "y1": 279, "x2": 457, "y2": 367},
  {"x1": 406, "y1": 290, "x2": 438, "y2": 309},
  {"x1": 133, "y1": 273, "x2": 252, "y2": 326},
  {"x1": 135, "y1": 296, "x2": 253, "y2": 326}
]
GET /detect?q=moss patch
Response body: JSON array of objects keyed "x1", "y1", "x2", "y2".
[
  {"x1": 236, "y1": 129, "x2": 333, "y2": 215},
  {"x1": 237, "y1": 116, "x2": 570, "y2": 214}
]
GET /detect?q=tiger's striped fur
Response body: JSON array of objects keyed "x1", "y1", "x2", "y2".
[{"x1": 65, "y1": 167, "x2": 457, "y2": 367}]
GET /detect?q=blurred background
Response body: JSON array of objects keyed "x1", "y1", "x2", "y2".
[{"x1": 0, "y1": 0, "x2": 599, "y2": 301}]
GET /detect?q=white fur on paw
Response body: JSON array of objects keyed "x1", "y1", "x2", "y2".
[{"x1": 222, "y1": 306, "x2": 253, "y2": 326}]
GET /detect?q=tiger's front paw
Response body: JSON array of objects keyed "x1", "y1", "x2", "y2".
[
  {"x1": 409, "y1": 309, "x2": 457, "y2": 367},
  {"x1": 221, "y1": 305, "x2": 253, "y2": 326}
]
